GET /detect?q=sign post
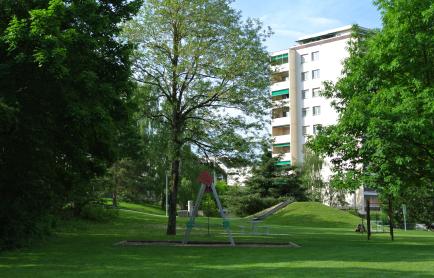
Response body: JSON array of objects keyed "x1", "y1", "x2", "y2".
[
  {"x1": 402, "y1": 204, "x2": 407, "y2": 231},
  {"x1": 182, "y1": 171, "x2": 235, "y2": 246}
]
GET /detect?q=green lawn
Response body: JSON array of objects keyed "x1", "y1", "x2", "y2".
[
  {"x1": 102, "y1": 198, "x2": 166, "y2": 215},
  {"x1": 264, "y1": 201, "x2": 360, "y2": 228},
  {"x1": 1, "y1": 202, "x2": 433, "y2": 277}
]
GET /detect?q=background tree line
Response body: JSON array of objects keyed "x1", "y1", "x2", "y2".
[
  {"x1": 0, "y1": 0, "x2": 275, "y2": 248},
  {"x1": 0, "y1": 0, "x2": 143, "y2": 249}
]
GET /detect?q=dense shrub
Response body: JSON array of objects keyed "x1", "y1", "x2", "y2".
[
  {"x1": 80, "y1": 204, "x2": 119, "y2": 222},
  {"x1": 0, "y1": 213, "x2": 57, "y2": 250},
  {"x1": 222, "y1": 187, "x2": 282, "y2": 217},
  {"x1": 202, "y1": 195, "x2": 220, "y2": 217}
]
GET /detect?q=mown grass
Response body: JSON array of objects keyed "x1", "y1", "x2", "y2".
[
  {"x1": 102, "y1": 198, "x2": 166, "y2": 215},
  {"x1": 264, "y1": 202, "x2": 361, "y2": 228},
  {"x1": 0, "y1": 202, "x2": 433, "y2": 277}
]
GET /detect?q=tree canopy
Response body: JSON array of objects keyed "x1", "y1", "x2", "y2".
[
  {"x1": 247, "y1": 144, "x2": 306, "y2": 200},
  {"x1": 309, "y1": 0, "x2": 434, "y2": 238},
  {"x1": 222, "y1": 144, "x2": 306, "y2": 217},
  {"x1": 0, "y1": 0, "x2": 141, "y2": 248},
  {"x1": 123, "y1": 0, "x2": 272, "y2": 234}
]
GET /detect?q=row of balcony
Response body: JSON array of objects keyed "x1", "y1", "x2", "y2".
[
  {"x1": 270, "y1": 54, "x2": 291, "y2": 166},
  {"x1": 270, "y1": 70, "x2": 289, "y2": 107}
]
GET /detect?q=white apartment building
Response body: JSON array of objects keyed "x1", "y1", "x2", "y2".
[{"x1": 270, "y1": 25, "x2": 377, "y2": 212}]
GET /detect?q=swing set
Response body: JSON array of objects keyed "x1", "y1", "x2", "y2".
[{"x1": 182, "y1": 171, "x2": 235, "y2": 246}]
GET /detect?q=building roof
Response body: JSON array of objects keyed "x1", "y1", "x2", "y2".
[
  {"x1": 296, "y1": 24, "x2": 370, "y2": 45},
  {"x1": 297, "y1": 25, "x2": 353, "y2": 42},
  {"x1": 270, "y1": 25, "x2": 369, "y2": 54}
]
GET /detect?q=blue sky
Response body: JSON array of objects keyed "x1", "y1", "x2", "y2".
[{"x1": 231, "y1": 0, "x2": 382, "y2": 51}]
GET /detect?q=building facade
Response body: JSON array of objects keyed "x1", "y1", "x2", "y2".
[{"x1": 270, "y1": 25, "x2": 377, "y2": 212}]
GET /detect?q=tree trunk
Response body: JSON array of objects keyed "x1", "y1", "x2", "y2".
[
  {"x1": 166, "y1": 131, "x2": 182, "y2": 235},
  {"x1": 112, "y1": 175, "x2": 118, "y2": 208},
  {"x1": 112, "y1": 191, "x2": 117, "y2": 208},
  {"x1": 166, "y1": 156, "x2": 181, "y2": 235},
  {"x1": 388, "y1": 197, "x2": 394, "y2": 241},
  {"x1": 366, "y1": 199, "x2": 371, "y2": 240}
]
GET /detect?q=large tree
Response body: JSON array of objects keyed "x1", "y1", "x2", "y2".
[
  {"x1": 0, "y1": 0, "x2": 141, "y2": 248},
  {"x1": 309, "y1": 0, "x2": 433, "y2": 240},
  {"x1": 124, "y1": 0, "x2": 271, "y2": 234}
]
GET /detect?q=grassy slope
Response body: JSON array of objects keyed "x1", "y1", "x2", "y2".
[
  {"x1": 103, "y1": 199, "x2": 166, "y2": 215},
  {"x1": 117, "y1": 201, "x2": 166, "y2": 215},
  {"x1": 264, "y1": 201, "x2": 360, "y2": 228},
  {"x1": 0, "y1": 202, "x2": 433, "y2": 277}
]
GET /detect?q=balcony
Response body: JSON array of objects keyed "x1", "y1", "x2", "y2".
[
  {"x1": 272, "y1": 106, "x2": 289, "y2": 118},
  {"x1": 272, "y1": 152, "x2": 291, "y2": 163},
  {"x1": 272, "y1": 143, "x2": 290, "y2": 155},
  {"x1": 273, "y1": 134, "x2": 291, "y2": 145},
  {"x1": 272, "y1": 116, "x2": 290, "y2": 127},
  {"x1": 271, "y1": 71, "x2": 289, "y2": 85},
  {"x1": 271, "y1": 88, "x2": 289, "y2": 100},
  {"x1": 271, "y1": 80, "x2": 289, "y2": 92},
  {"x1": 272, "y1": 98, "x2": 290, "y2": 109},
  {"x1": 272, "y1": 125, "x2": 290, "y2": 135},
  {"x1": 272, "y1": 93, "x2": 289, "y2": 103},
  {"x1": 271, "y1": 63, "x2": 289, "y2": 73}
]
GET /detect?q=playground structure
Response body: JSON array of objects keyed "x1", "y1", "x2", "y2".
[{"x1": 183, "y1": 171, "x2": 235, "y2": 246}]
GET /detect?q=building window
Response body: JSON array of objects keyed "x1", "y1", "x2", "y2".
[
  {"x1": 301, "y1": 54, "x2": 308, "y2": 64},
  {"x1": 312, "y1": 87, "x2": 321, "y2": 97},
  {"x1": 302, "y1": 89, "x2": 309, "y2": 99},
  {"x1": 302, "y1": 126, "x2": 309, "y2": 135},
  {"x1": 312, "y1": 69, "x2": 320, "y2": 79},
  {"x1": 302, "y1": 108, "x2": 309, "y2": 117},
  {"x1": 313, "y1": 106, "x2": 321, "y2": 116},
  {"x1": 271, "y1": 53, "x2": 288, "y2": 66},
  {"x1": 312, "y1": 51, "x2": 319, "y2": 61},
  {"x1": 301, "y1": 71, "x2": 309, "y2": 81},
  {"x1": 313, "y1": 124, "x2": 322, "y2": 134},
  {"x1": 272, "y1": 125, "x2": 290, "y2": 136}
]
